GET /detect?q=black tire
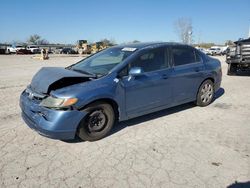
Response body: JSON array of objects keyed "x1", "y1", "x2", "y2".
[
  {"x1": 77, "y1": 102, "x2": 115, "y2": 141},
  {"x1": 227, "y1": 64, "x2": 237, "y2": 75},
  {"x1": 196, "y1": 80, "x2": 214, "y2": 107}
]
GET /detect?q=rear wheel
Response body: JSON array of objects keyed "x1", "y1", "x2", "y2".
[
  {"x1": 77, "y1": 102, "x2": 115, "y2": 141},
  {"x1": 227, "y1": 63, "x2": 237, "y2": 75},
  {"x1": 196, "y1": 80, "x2": 214, "y2": 107}
]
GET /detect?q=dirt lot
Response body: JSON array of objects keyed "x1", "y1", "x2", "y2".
[{"x1": 0, "y1": 54, "x2": 249, "y2": 188}]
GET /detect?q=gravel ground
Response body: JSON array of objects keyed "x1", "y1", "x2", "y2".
[{"x1": 0, "y1": 54, "x2": 249, "y2": 188}]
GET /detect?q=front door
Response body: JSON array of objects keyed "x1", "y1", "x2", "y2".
[{"x1": 120, "y1": 47, "x2": 173, "y2": 118}]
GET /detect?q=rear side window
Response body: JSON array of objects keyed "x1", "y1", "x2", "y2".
[
  {"x1": 172, "y1": 46, "x2": 196, "y2": 66},
  {"x1": 130, "y1": 47, "x2": 168, "y2": 72},
  {"x1": 197, "y1": 50, "x2": 210, "y2": 63},
  {"x1": 194, "y1": 49, "x2": 202, "y2": 62}
]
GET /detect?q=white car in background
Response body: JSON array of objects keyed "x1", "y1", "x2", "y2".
[
  {"x1": 207, "y1": 47, "x2": 222, "y2": 56},
  {"x1": 6, "y1": 45, "x2": 25, "y2": 54},
  {"x1": 207, "y1": 46, "x2": 228, "y2": 56},
  {"x1": 27, "y1": 45, "x2": 41, "y2": 54}
]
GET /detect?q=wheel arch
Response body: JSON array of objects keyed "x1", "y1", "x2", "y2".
[
  {"x1": 204, "y1": 77, "x2": 214, "y2": 83},
  {"x1": 76, "y1": 98, "x2": 119, "y2": 141},
  {"x1": 196, "y1": 77, "x2": 215, "y2": 97},
  {"x1": 79, "y1": 98, "x2": 120, "y2": 121}
]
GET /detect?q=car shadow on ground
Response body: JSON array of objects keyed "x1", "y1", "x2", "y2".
[
  {"x1": 63, "y1": 87, "x2": 225, "y2": 143},
  {"x1": 227, "y1": 181, "x2": 250, "y2": 188}
]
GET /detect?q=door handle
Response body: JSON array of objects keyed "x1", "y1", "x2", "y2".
[
  {"x1": 162, "y1": 74, "x2": 169, "y2": 79},
  {"x1": 195, "y1": 68, "x2": 201, "y2": 72}
]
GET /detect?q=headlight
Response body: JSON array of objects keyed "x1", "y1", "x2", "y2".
[{"x1": 40, "y1": 96, "x2": 78, "y2": 108}]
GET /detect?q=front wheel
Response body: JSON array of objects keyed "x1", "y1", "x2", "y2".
[
  {"x1": 77, "y1": 102, "x2": 115, "y2": 141},
  {"x1": 196, "y1": 80, "x2": 214, "y2": 107}
]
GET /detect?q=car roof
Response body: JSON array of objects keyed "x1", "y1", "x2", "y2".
[{"x1": 115, "y1": 42, "x2": 189, "y2": 50}]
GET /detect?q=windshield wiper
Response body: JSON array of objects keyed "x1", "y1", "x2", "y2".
[{"x1": 71, "y1": 68, "x2": 97, "y2": 78}]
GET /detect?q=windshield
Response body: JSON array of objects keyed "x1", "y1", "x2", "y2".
[{"x1": 71, "y1": 47, "x2": 135, "y2": 76}]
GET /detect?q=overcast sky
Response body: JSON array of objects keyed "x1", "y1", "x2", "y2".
[{"x1": 0, "y1": 0, "x2": 250, "y2": 44}]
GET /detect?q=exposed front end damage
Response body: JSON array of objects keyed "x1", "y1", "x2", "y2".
[
  {"x1": 19, "y1": 67, "x2": 91, "y2": 139},
  {"x1": 20, "y1": 90, "x2": 87, "y2": 139}
]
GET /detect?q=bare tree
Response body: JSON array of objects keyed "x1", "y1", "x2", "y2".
[
  {"x1": 174, "y1": 18, "x2": 193, "y2": 44},
  {"x1": 27, "y1": 34, "x2": 41, "y2": 44},
  {"x1": 27, "y1": 34, "x2": 49, "y2": 45}
]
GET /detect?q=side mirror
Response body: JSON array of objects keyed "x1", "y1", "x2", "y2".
[{"x1": 129, "y1": 67, "x2": 144, "y2": 76}]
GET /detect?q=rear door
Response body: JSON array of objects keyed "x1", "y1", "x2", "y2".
[
  {"x1": 120, "y1": 47, "x2": 173, "y2": 117},
  {"x1": 171, "y1": 46, "x2": 205, "y2": 103}
]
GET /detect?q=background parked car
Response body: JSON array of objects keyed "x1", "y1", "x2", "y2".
[
  {"x1": 60, "y1": 48, "x2": 78, "y2": 54},
  {"x1": 0, "y1": 46, "x2": 6, "y2": 54},
  {"x1": 207, "y1": 47, "x2": 222, "y2": 56},
  {"x1": 53, "y1": 47, "x2": 63, "y2": 54},
  {"x1": 6, "y1": 45, "x2": 25, "y2": 54},
  {"x1": 16, "y1": 48, "x2": 32, "y2": 55},
  {"x1": 27, "y1": 45, "x2": 41, "y2": 54}
]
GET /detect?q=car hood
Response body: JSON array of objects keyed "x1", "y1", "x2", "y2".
[{"x1": 30, "y1": 67, "x2": 92, "y2": 94}]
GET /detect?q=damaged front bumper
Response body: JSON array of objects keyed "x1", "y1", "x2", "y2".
[{"x1": 19, "y1": 92, "x2": 86, "y2": 140}]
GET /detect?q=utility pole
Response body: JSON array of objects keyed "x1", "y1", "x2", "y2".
[
  {"x1": 249, "y1": 25, "x2": 250, "y2": 38},
  {"x1": 248, "y1": 19, "x2": 250, "y2": 38},
  {"x1": 188, "y1": 30, "x2": 192, "y2": 45},
  {"x1": 197, "y1": 30, "x2": 202, "y2": 45}
]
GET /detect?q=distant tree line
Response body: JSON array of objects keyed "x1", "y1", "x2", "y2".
[{"x1": 4, "y1": 32, "x2": 236, "y2": 48}]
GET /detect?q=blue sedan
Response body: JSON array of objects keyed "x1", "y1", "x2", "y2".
[{"x1": 20, "y1": 42, "x2": 222, "y2": 141}]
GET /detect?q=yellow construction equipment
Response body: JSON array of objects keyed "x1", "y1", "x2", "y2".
[
  {"x1": 96, "y1": 42, "x2": 108, "y2": 51},
  {"x1": 91, "y1": 43, "x2": 98, "y2": 54},
  {"x1": 76, "y1": 40, "x2": 88, "y2": 54},
  {"x1": 76, "y1": 40, "x2": 110, "y2": 55}
]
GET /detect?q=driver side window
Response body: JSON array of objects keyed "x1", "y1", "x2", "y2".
[{"x1": 129, "y1": 47, "x2": 168, "y2": 72}]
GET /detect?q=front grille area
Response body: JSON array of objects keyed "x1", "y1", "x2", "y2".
[{"x1": 241, "y1": 44, "x2": 250, "y2": 59}]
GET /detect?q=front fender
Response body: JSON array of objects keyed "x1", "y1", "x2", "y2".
[{"x1": 75, "y1": 93, "x2": 118, "y2": 109}]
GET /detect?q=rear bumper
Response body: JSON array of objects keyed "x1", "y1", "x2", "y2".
[
  {"x1": 214, "y1": 68, "x2": 222, "y2": 93},
  {"x1": 214, "y1": 79, "x2": 221, "y2": 93},
  {"x1": 20, "y1": 92, "x2": 86, "y2": 140}
]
